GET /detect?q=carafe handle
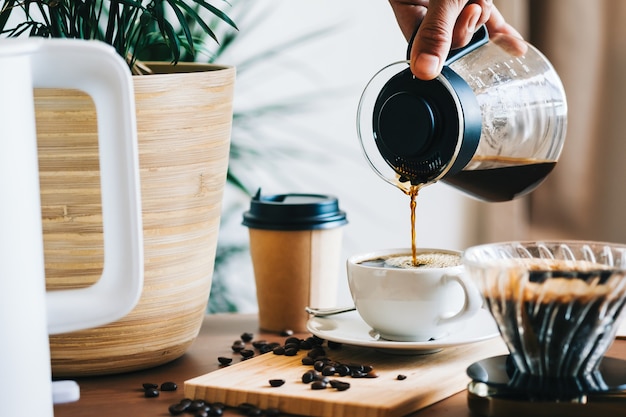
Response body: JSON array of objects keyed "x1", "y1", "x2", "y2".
[
  {"x1": 406, "y1": 25, "x2": 489, "y2": 65},
  {"x1": 31, "y1": 39, "x2": 143, "y2": 335}
]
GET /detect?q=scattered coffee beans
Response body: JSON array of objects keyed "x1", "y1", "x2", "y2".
[
  {"x1": 142, "y1": 382, "x2": 158, "y2": 390},
  {"x1": 397, "y1": 374, "x2": 407, "y2": 380},
  {"x1": 197, "y1": 328, "x2": 387, "y2": 417}
]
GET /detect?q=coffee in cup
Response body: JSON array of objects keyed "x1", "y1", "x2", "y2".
[{"x1": 347, "y1": 248, "x2": 482, "y2": 342}]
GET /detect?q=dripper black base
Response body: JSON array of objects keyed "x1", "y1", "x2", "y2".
[{"x1": 466, "y1": 355, "x2": 626, "y2": 417}]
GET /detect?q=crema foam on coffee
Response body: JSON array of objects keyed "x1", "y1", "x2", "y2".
[{"x1": 359, "y1": 253, "x2": 461, "y2": 269}]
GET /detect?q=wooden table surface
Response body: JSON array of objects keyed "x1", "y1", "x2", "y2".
[{"x1": 54, "y1": 313, "x2": 626, "y2": 417}]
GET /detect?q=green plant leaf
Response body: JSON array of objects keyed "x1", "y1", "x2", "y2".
[
  {"x1": 191, "y1": 0, "x2": 236, "y2": 30},
  {"x1": 0, "y1": 0, "x2": 16, "y2": 32},
  {"x1": 172, "y1": 0, "x2": 216, "y2": 44},
  {"x1": 165, "y1": 0, "x2": 195, "y2": 55}
]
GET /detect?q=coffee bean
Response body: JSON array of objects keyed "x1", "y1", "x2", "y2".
[
  {"x1": 217, "y1": 356, "x2": 233, "y2": 365},
  {"x1": 284, "y1": 342, "x2": 300, "y2": 351},
  {"x1": 160, "y1": 381, "x2": 178, "y2": 391},
  {"x1": 205, "y1": 403, "x2": 224, "y2": 416},
  {"x1": 284, "y1": 347, "x2": 298, "y2": 356},
  {"x1": 272, "y1": 346, "x2": 285, "y2": 355},
  {"x1": 329, "y1": 380, "x2": 351, "y2": 391},
  {"x1": 299, "y1": 339, "x2": 313, "y2": 350},
  {"x1": 231, "y1": 341, "x2": 245, "y2": 353},
  {"x1": 301, "y1": 370, "x2": 317, "y2": 384},
  {"x1": 252, "y1": 340, "x2": 268, "y2": 349},
  {"x1": 195, "y1": 410, "x2": 209, "y2": 417},
  {"x1": 209, "y1": 407, "x2": 224, "y2": 416},
  {"x1": 142, "y1": 382, "x2": 158, "y2": 390},
  {"x1": 397, "y1": 374, "x2": 407, "y2": 380},
  {"x1": 336, "y1": 365, "x2": 351, "y2": 376},
  {"x1": 187, "y1": 400, "x2": 206, "y2": 412},
  {"x1": 311, "y1": 335, "x2": 325, "y2": 345},
  {"x1": 321, "y1": 365, "x2": 336, "y2": 376},
  {"x1": 269, "y1": 379, "x2": 286, "y2": 387},
  {"x1": 259, "y1": 342, "x2": 278, "y2": 354},
  {"x1": 301, "y1": 356, "x2": 315, "y2": 366},
  {"x1": 311, "y1": 380, "x2": 327, "y2": 390},
  {"x1": 240, "y1": 349, "x2": 255, "y2": 358},
  {"x1": 144, "y1": 388, "x2": 159, "y2": 398},
  {"x1": 284, "y1": 336, "x2": 301, "y2": 345},
  {"x1": 347, "y1": 363, "x2": 364, "y2": 372},
  {"x1": 168, "y1": 402, "x2": 188, "y2": 415},
  {"x1": 313, "y1": 360, "x2": 326, "y2": 372},
  {"x1": 257, "y1": 344, "x2": 273, "y2": 354},
  {"x1": 280, "y1": 329, "x2": 294, "y2": 336},
  {"x1": 240, "y1": 332, "x2": 254, "y2": 342}
]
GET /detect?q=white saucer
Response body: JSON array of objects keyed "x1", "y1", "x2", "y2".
[{"x1": 306, "y1": 309, "x2": 500, "y2": 354}]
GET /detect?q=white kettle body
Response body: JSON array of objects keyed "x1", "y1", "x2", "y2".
[{"x1": 0, "y1": 38, "x2": 143, "y2": 416}]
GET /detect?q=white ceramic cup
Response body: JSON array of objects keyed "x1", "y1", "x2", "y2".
[{"x1": 346, "y1": 248, "x2": 482, "y2": 342}]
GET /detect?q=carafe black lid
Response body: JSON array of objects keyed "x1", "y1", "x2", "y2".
[{"x1": 372, "y1": 27, "x2": 487, "y2": 185}]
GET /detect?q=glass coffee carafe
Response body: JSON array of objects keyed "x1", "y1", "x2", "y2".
[{"x1": 357, "y1": 26, "x2": 567, "y2": 201}]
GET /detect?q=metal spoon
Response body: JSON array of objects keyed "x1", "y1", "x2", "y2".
[{"x1": 305, "y1": 305, "x2": 356, "y2": 317}]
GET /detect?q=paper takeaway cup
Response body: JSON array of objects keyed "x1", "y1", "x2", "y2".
[{"x1": 242, "y1": 189, "x2": 348, "y2": 332}]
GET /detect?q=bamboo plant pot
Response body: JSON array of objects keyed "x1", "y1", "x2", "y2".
[{"x1": 35, "y1": 63, "x2": 235, "y2": 376}]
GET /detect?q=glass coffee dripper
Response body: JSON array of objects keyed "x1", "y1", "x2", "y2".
[
  {"x1": 357, "y1": 26, "x2": 567, "y2": 201},
  {"x1": 463, "y1": 240, "x2": 626, "y2": 380}
]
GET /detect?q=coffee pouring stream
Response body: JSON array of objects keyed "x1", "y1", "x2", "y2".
[
  {"x1": 0, "y1": 39, "x2": 143, "y2": 416},
  {"x1": 357, "y1": 26, "x2": 568, "y2": 201}
]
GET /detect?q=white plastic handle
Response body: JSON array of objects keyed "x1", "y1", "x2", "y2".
[
  {"x1": 30, "y1": 39, "x2": 144, "y2": 335},
  {"x1": 439, "y1": 272, "x2": 483, "y2": 325}
]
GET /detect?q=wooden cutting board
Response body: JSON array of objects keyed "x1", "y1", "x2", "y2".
[{"x1": 185, "y1": 337, "x2": 507, "y2": 417}]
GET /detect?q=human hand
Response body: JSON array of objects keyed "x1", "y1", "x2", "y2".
[{"x1": 388, "y1": 0, "x2": 527, "y2": 80}]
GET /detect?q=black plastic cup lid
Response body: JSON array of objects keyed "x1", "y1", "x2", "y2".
[{"x1": 242, "y1": 189, "x2": 348, "y2": 231}]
